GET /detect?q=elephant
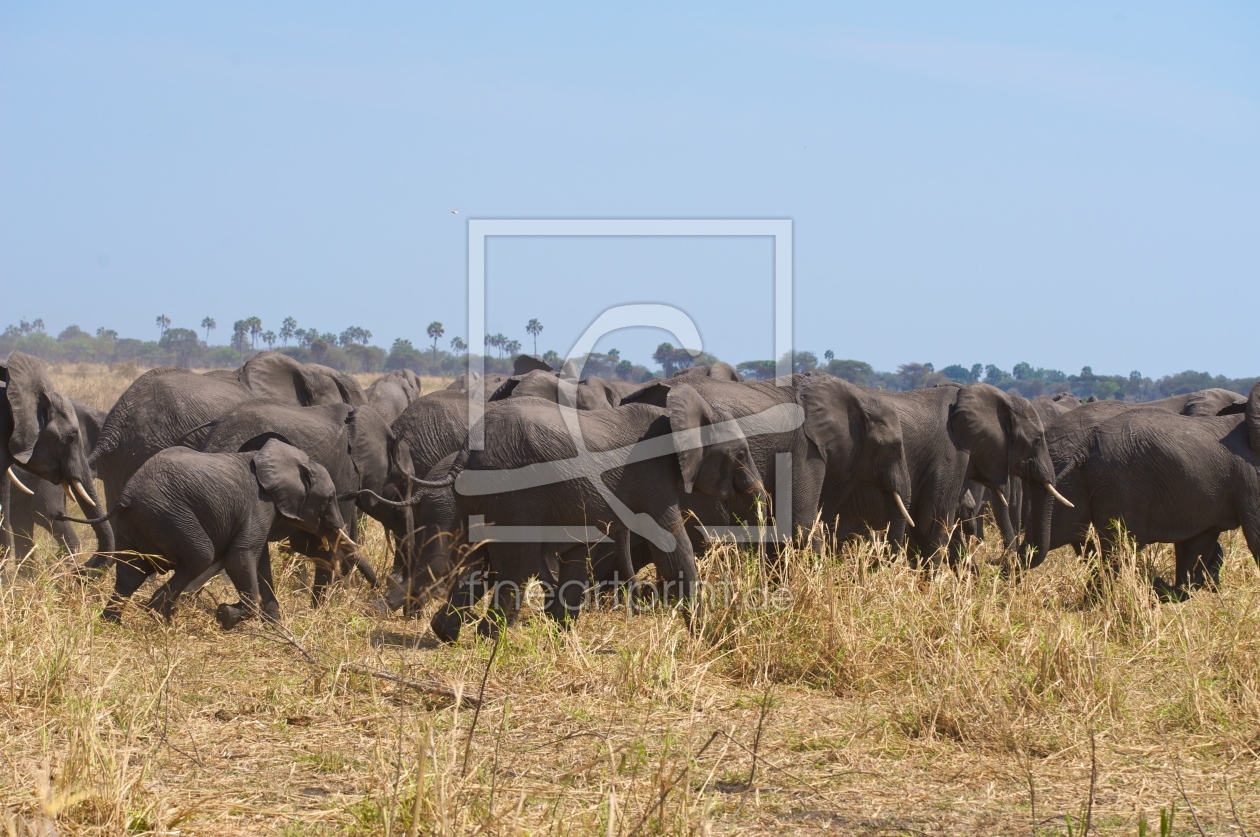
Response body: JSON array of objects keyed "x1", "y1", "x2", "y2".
[
  {"x1": 670, "y1": 362, "x2": 744, "y2": 382},
  {"x1": 198, "y1": 401, "x2": 417, "y2": 601},
  {"x1": 620, "y1": 374, "x2": 826, "y2": 551},
  {"x1": 408, "y1": 384, "x2": 768, "y2": 639},
  {"x1": 61, "y1": 440, "x2": 357, "y2": 627},
  {"x1": 1020, "y1": 384, "x2": 1260, "y2": 598},
  {"x1": 7, "y1": 399, "x2": 108, "y2": 557},
  {"x1": 822, "y1": 382, "x2": 1067, "y2": 565},
  {"x1": 447, "y1": 372, "x2": 508, "y2": 393},
  {"x1": 489, "y1": 370, "x2": 621, "y2": 410},
  {"x1": 377, "y1": 391, "x2": 487, "y2": 613},
  {"x1": 366, "y1": 369, "x2": 423, "y2": 424},
  {"x1": 89, "y1": 352, "x2": 369, "y2": 552},
  {"x1": 1, "y1": 353, "x2": 113, "y2": 561}
]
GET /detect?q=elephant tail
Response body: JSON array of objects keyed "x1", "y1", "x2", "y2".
[{"x1": 56, "y1": 498, "x2": 128, "y2": 526}]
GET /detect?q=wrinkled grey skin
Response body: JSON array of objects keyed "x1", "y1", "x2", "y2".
[
  {"x1": 425, "y1": 386, "x2": 766, "y2": 641},
  {"x1": 382, "y1": 391, "x2": 476, "y2": 608},
  {"x1": 199, "y1": 401, "x2": 411, "y2": 602},
  {"x1": 447, "y1": 372, "x2": 508, "y2": 393},
  {"x1": 824, "y1": 383, "x2": 1056, "y2": 565},
  {"x1": 1, "y1": 353, "x2": 113, "y2": 561},
  {"x1": 489, "y1": 370, "x2": 622, "y2": 411},
  {"x1": 670, "y1": 362, "x2": 744, "y2": 382},
  {"x1": 366, "y1": 369, "x2": 423, "y2": 424},
  {"x1": 621, "y1": 375, "x2": 828, "y2": 551},
  {"x1": 87, "y1": 352, "x2": 366, "y2": 569},
  {"x1": 1021, "y1": 385, "x2": 1257, "y2": 599},
  {"x1": 68, "y1": 440, "x2": 351, "y2": 628},
  {"x1": 9, "y1": 399, "x2": 108, "y2": 556}
]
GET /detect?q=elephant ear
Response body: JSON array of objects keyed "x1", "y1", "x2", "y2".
[
  {"x1": 709, "y1": 361, "x2": 744, "y2": 382},
  {"x1": 307, "y1": 363, "x2": 367, "y2": 406},
  {"x1": 800, "y1": 376, "x2": 862, "y2": 466},
  {"x1": 619, "y1": 381, "x2": 672, "y2": 409},
  {"x1": 2, "y1": 352, "x2": 53, "y2": 464},
  {"x1": 513, "y1": 354, "x2": 554, "y2": 375},
  {"x1": 1246, "y1": 382, "x2": 1260, "y2": 456},
  {"x1": 487, "y1": 376, "x2": 523, "y2": 401},
  {"x1": 239, "y1": 352, "x2": 318, "y2": 404},
  {"x1": 252, "y1": 439, "x2": 313, "y2": 522},
  {"x1": 347, "y1": 406, "x2": 393, "y2": 491},
  {"x1": 949, "y1": 384, "x2": 1013, "y2": 485},
  {"x1": 665, "y1": 384, "x2": 714, "y2": 493}
]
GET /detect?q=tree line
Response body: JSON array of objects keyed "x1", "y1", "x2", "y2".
[{"x1": 2, "y1": 316, "x2": 1254, "y2": 400}]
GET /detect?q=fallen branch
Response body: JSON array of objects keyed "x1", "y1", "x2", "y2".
[{"x1": 259, "y1": 621, "x2": 482, "y2": 708}]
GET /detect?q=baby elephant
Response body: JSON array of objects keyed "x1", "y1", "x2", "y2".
[{"x1": 63, "y1": 439, "x2": 359, "y2": 628}]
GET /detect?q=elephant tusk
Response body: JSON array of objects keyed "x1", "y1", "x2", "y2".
[
  {"x1": 990, "y1": 487, "x2": 1008, "y2": 508},
  {"x1": 72, "y1": 480, "x2": 97, "y2": 510},
  {"x1": 337, "y1": 527, "x2": 359, "y2": 551},
  {"x1": 893, "y1": 492, "x2": 915, "y2": 529},
  {"x1": 64, "y1": 483, "x2": 76, "y2": 506},
  {"x1": 1044, "y1": 482, "x2": 1075, "y2": 508},
  {"x1": 7, "y1": 466, "x2": 35, "y2": 496}
]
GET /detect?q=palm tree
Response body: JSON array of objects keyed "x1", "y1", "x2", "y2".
[
  {"x1": 246, "y1": 317, "x2": 262, "y2": 349},
  {"x1": 450, "y1": 336, "x2": 467, "y2": 354},
  {"x1": 201, "y1": 317, "x2": 216, "y2": 344},
  {"x1": 505, "y1": 339, "x2": 521, "y2": 357},
  {"x1": 156, "y1": 314, "x2": 171, "y2": 340},
  {"x1": 426, "y1": 321, "x2": 444, "y2": 365},
  {"x1": 526, "y1": 318, "x2": 543, "y2": 354},
  {"x1": 280, "y1": 317, "x2": 297, "y2": 347},
  {"x1": 31, "y1": 318, "x2": 44, "y2": 333},
  {"x1": 262, "y1": 330, "x2": 277, "y2": 350},
  {"x1": 824, "y1": 349, "x2": 834, "y2": 363}
]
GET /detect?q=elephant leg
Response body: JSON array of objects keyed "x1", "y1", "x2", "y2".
[
  {"x1": 50, "y1": 516, "x2": 82, "y2": 556},
  {"x1": 1163, "y1": 531, "x2": 1224, "y2": 601},
  {"x1": 430, "y1": 560, "x2": 489, "y2": 643},
  {"x1": 479, "y1": 543, "x2": 544, "y2": 638},
  {"x1": 256, "y1": 544, "x2": 281, "y2": 623},
  {"x1": 549, "y1": 546, "x2": 590, "y2": 626},
  {"x1": 103, "y1": 554, "x2": 154, "y2": 622},
  {"x1": 144, "y1": 564, "x2": 203, "y2": 622},
  {"x1": 9, "y1": 495, "x2": 37, "y2": 563},
  {"x1": 217, "y1": 543, "x2": 263, "y2": 630}
]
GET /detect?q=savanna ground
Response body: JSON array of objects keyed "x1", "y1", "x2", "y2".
[{"x1": 2, "y1": 364, "x2": 1259, "y2": 835}]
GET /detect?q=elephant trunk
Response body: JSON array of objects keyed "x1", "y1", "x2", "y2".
[
  {"x1": 1018, "y1": 484, "x2": 1055, "y2": 574},
  {"x1": 0, "y1": 477, "x2": 13, "y2": 561}
]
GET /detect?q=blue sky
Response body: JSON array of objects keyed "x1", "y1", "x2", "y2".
[{"x1": 2, "y1": 2, "x2": 1257, "y2": 376}]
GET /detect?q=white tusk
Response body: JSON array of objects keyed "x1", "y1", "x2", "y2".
[
  {"x1": 990, "y1": 487, "x2": 1008, "y2": 508},
  {"x1": 7, "y1": 466, "x2": 35, "y2": 496},
  {"x1": 1045, "y1": 482, "x2": 1075, "y2": 508},
  {"x1": 72, "y1": 480, "x2": 97, "y2": 510},
  {"x1": 893, "y1": 492, "x2": 915, "y2": 529},
  {"x1": 64, "y1": 483, "x2": 76, "y2": 506},
  {"x1": 338, "y1": 527, "x2": 359, "y2": 551}
]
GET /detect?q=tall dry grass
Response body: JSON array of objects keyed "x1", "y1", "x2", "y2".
[{"x1": 1, "y1": 365, "x2": 1256, "y2": 834}]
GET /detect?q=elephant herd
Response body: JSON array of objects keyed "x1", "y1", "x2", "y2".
[{"x1": 2, "y1": 349, "x2": 1258, "y2": 639}]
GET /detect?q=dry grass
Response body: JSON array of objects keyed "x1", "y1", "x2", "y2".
[{"x1": 3, "y1": 367, "x2": 1258, "y2": 835}]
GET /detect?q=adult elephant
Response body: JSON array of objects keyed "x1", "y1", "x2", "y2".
[
  {"x1": 620, "y1": 374, "x2": 825, "y2": 549},
  {"x1": 8, "y1": 399, "x2": 108, "y2": 557},
  {"x1": 199, "y1": 401, "x2": 417, "y2": 601},
  {"x1": 366, "y1": 369, "x2": 423, "y2": 424},
  {"x1": 489, "y1": 370, "x2": 621, "y2": 410},
  {"x1": 824, "y1": 382, "x2": 1066, "y2": 565},
  {"x1": 1, "y1": 353, "x2": 113, "y2": 561},
  {"x1": 421, "y1": 385, "x2": 767, "y2": 638},
  {"x1": 1022, "y1": 382, "x2": 1260, "y2": 598},
  {"x1": 671, "y1": 362, "x2": 744, "y2": 382},
  {"x1": 91, "y1": 352, "x2": 366, "y2": 509}
]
